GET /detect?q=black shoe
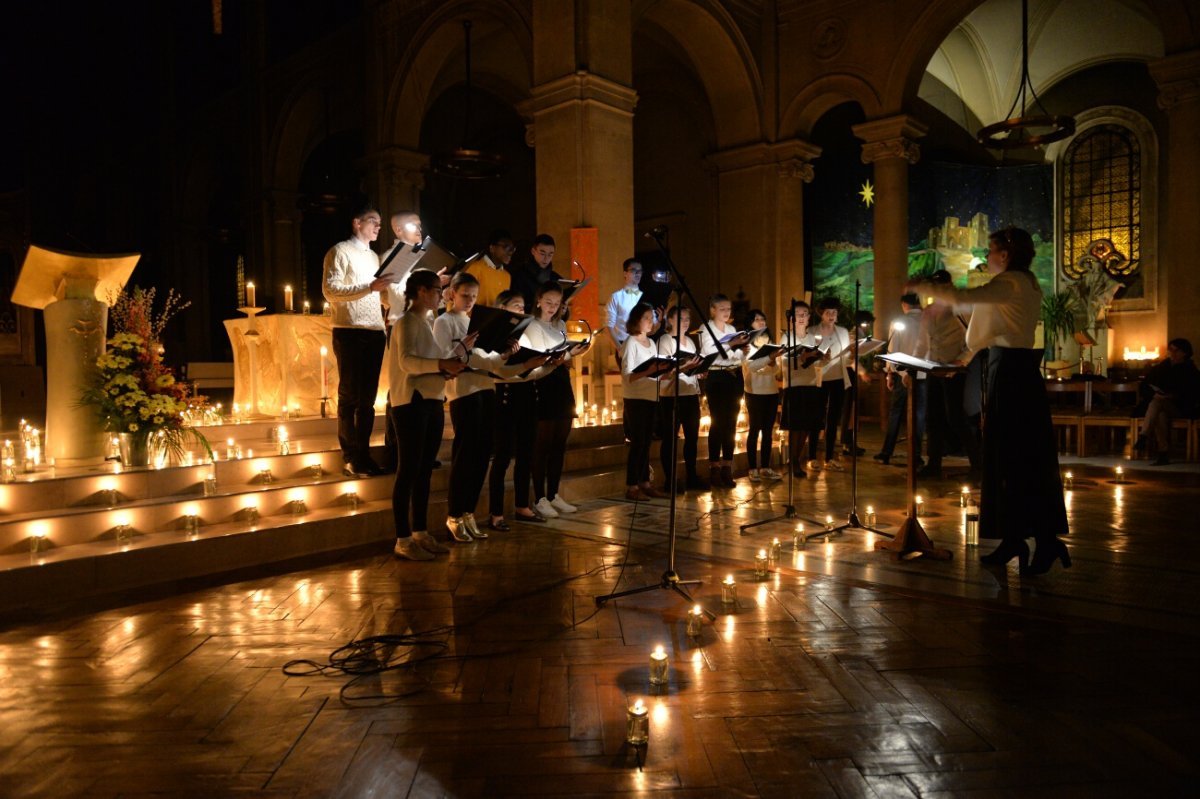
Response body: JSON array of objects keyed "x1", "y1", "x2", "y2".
[
  {"x1": 916, "y1": 464, "x2": 942, "y2": 480},
  {"x1": 1021, "y1": 538, "x2": 1071, "y2": 576},
  {"x1": 342, "y1": 462, "x2": 368, "y2": 478},
  {"x1": 980, "y1": 539, "x2": 1029, "y2": 568},
  {"x1": 361, "y1": 460, "x2": 385, "y2": 476},
  {"x1": 843, "y1": 446, "x2": 866, "y2": 456},
  {"x1": 872, "y1": 452, "x2": 890, "y2": 465},
  {"x1": 513, "y1": 510, "x2": 547, "y2": 524},
  {"x1": 488, "y1": 518, "x2": 511, "y2": 532},
  {"x1": 1152, "y1": 453, "x2": 1170, "y2": 466}
]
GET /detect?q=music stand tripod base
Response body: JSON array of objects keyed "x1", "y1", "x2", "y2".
[{"x1": 874, "y1": 516, "x2": 953, "y2": 560}]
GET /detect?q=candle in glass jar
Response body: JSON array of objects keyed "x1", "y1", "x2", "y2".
[
  {"x1": 686, "y1": 605, "x2": 703, "y2": 637},
  {"x1": 865, "y1": 505, "x2": 876, "y2": 527},
  {"x1": 1114, "y1": 465, "x2": 1125, "y2": 483},
  {"x1": 1063, "y1": 470, "x2": 1074, "y2": 489},
  {"x1": 721, "y1": 574, "x2": 737, "y2": 605},
  {"x1": 754, "y1": 549, "x2": 768, "y2": 580},
  {"x1": 960, "y1": 485, "x2": 970, "y2": 507},
  {"x1": 245, "y1": 281, "x2": 256, "y2": 308},
  {"x1": 283, "y1": 284, "x2": 294, "y2": 312},
  {"x1": 649, "y1": 644, "x2": 669, "y2": 686},
  {"x1": 626, "y1": 698, "x2": 649, "y2": 745},
  {"x1": 768, "y1": 537, "x2": 782, "y2": 568},
  {"x1": 793, "y1": 523, "x2": 804, "y2": 551},
  {"x1": 825, "y1": 514, "x2": 834, "y2": 532},
  {"x1": 915, "y1": 496, "x2": 924, "y2": 516},
  {"x1": 302, "y1": 300, "x2": 310, "y2": 315}
]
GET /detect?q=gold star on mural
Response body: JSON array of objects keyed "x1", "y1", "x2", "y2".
[{"x1": 859, "y1": 180, "x2": 875, "y2": 207}]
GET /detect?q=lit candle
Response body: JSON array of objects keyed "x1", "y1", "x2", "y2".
[
  {"x1": 865, "y1": 505, "x2": 877, "y2": 527},
  {"x1": 1064, "y1": 470, "x2": 1074, "y2": 489},
  {"x1": 308, "y1": 457, "x2": 323, "y2": 477},
  {"x1": 965, "y1": 498, "x2": 980, "y2": 546},
  {"x1": 284, "y1": 284, "x2": 294, "y2": 313},
  {"x1": 768, "y1": 537, "x2": 782, "y2": 569},
  {"x1": 915, "y1": 496, "x2": 924, "y2": 517},
  {"x1": 625, "y1": 698, "x2": 649, "y2": 745},
  {"x1": 322, "y1": 301, "x2": 330, "y2": 315},
  {"x1": 182, "y1": 503, "x2": 200, "y2": 536},
  {"x1": 2, "y1": 457, "x2": 15, "y2": 483},
  {"x1": 258, "y1": 466, "x2": 273, "y2": 484},
  {"x1": 302, "y1": 300, "x2": 311, "y2": 315},
  {"x1": 203, "y1": 471, "x2": 218, "y2": 496},
  {"x1": 960, "y1": 485, "x2": 970, "y2": 507},
  {"x1": 30, "y1": 523, "x2": 47, "y2": 553},
  {"x1": 1114, "y1": 465, "x2": 1125, "y2": 483},
  {"x1": 320, "y1": 346, "x2": 328, "y2": 398},
  {"x1": 345, "y1": 490, "x2": 360, "y2": 511},
  {"x1": 754, "y1": 549, "x2": 769, "y2": 580},
  {"x1": 225, "y1": 438, "x2": 236, "y2": 460},
  {"x1": 246, "y1": 281, "x2": 256, "y2": 308},
  {"x1": 277, "y1": 426, "x2": 290, "y2": 456},
  {"x1": 686, "y1": 605, "x2": 703, "y2": 637},
  {"x1": 825, "y1": 513, "x2": 834, "y2": 532},
  {"x1": 114, "y1": 512, "x2": 133, "y2": 545},
  {"x1": 721, "y1": 574, "x2": 737, "y2": 606},
  {"x1": 793, "y1": 523, "x2": 804, "y2": 551},
  {"x1": 289, "y1": 489, "x2": 308, "y2": 517},
  {"x1": 649, "y1": 644, "x2": 669, "y2": 686}
]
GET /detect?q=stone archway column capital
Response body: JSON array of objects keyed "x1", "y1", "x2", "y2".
[
  {"x1": 367, "y1": 146, "x2": 430, "y2": 193},
  {"x1": 705, "y1": 138, "x2": 822, "y2": 181},
  {"x1": 519, "y1": 71, "x2": 638, "y2": 120},
  {"x1": 1149, "y1": 49, "x2": 1200, "y2": 110},
  {"x1": 853, "y1": 115, "x2": 928, "y2": 165}
]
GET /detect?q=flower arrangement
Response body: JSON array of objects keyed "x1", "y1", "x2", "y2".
[{"x1": 82, "y1": 287, "x2": 210, "y2": 462}]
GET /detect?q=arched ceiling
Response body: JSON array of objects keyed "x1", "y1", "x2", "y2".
[{"x1": 921, "y1": 0, "x2": 1164, "y2": 131}]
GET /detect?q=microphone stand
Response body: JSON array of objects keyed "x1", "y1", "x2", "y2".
[
  {"x1": 595, "y1": 229, "x2": 720, "y2": 619},
  {"x1": 740, "y1": 297, "x2": 799, "y2": 534},
  {"x1": 804, "y1": 279, "x2": 890, "y2": 543}
]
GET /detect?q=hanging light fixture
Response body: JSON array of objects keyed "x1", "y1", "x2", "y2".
[
  {"x1": 432, "y1": 20, "x2": 506, "y2": 179},
  {"x1": 977, "y1": 0, "x2": 1075, "y2": 149}
]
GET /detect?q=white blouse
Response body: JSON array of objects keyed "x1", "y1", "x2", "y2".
[
  {"x1": 743, "y1": 332, "x2": 779, "y2": 395},
  {"x1": 779, "y1": 329, "x2": 822, "y2": 388},
  {"x1": 928, "y1": 270, "x2": 1042, "y2": 354},
  {"x1": 814, "y1": 325, "x2": 852, "y2": 388},
  {"x1": 697, "y1": 321, "x2": 745, "y2": 370},
  {"x1": 432, "y1": 311, "x2": 508, "y2": 402},
  {"x1": 621, "y1": 336, "x2": 661, "y2": 402},
  {"x1": 657, "y1": 332, "x2": 700, "y2": 397},
  {"x1": 388, "y1": 309, "x2": 451, "y2": 406}
]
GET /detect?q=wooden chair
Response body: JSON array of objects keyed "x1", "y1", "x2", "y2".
[
  {"x1": 1045, "y1": 380, "x2": 1088, "y2": 455},
  {"x1": 1082, "y1": 381, "x2": 1139, "y2": 458}
]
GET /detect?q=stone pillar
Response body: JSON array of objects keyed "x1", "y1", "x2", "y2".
[
  {"x1": 853, "y1": 115, "x2": 926, "y2": 337},
  {"x1": 372, "y1": 146, "x2": 429, "y2": 217},
  {"x1": 44, "y1": 295, "x2": 107, "y2": 466},
  {"x1": 1149, "y1": 50, "x2": 1200, "y2": 347},
  {"x1": 523, "y1": 0, "x2": 636, "y2": 383},
  {"x1": 705, "y1": 139, "x2": 820, "y2": 326}
]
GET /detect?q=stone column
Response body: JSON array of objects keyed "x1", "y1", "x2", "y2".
[
  {"x1": 1149, "y1": 50, "x2": 1200, "y2": 347},
  {"x1": 852, "y1": 115, "x2": 927, "y2": 337},
  {"x1": 705, "y1": 139, "x2": 820, "y2": 325},
  {"x1": 372, "y1": 147, "x2": 429, "y2": 217}
]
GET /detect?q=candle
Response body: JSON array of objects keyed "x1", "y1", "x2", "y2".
[
  {"x1": 246, "y1": 281, "x2": 256, "y2": 308},
  {"x1": 1064, "y1": 470, "x2": 1073, "y2": 490},
  {"x1": 793, "y1": 523, "x2": 804, "y2": 551},
  {"x1": 825, "y1": 513, "x2": 834, "y2": 532},
  {"x1": 686, "y1": 605, "x2": 703, "y2": 637},
  {"x1": 768, "y1": 537, "x2": 782, "y2": 568},
  {"x1": 960, "y1": 485, "x2": 970, "y2": 507},
  {"x1": 1114, "y1": 465, "x2": 1125, "y2": 483},
  {"x1": 284, "y1": 284, "x2": 294, "y2": 312},
  {"x1": 203, "y1": 471, "x2": 218, "y2": 496},
  {"x1": 915, "y1": 496, "x2": 924, "y2": 517},
  {"x1": 965, "y1": 499, "x2": 980, "y2": 545},
  {"x1": 754, "y1": 549, "x2": 769, "y2": 580},
  {"x1": 2, "y1": 457, "x2": 14, "y2": 483},
  {"x1": 625, "y1": 698, "x2": 649, "y2": 745},
  {"x1": 302, "y1": 300, "x2": 311, "y2": 315},
  {"x1": 649, "y1": 644, "x2": 669, "y2": 686},
  {"x1": 320, "y1": 346, "x2": 328, "y2": 398},
  {"x1": 182, "y1": 503, "x2": 200, "y2": 536},
  {"x1": 30, "y1": 523, "x2": 47, "y2": 553},
  {"x1": 322, "y1": 301, "x2": 330, "y2": 315},
  {"x1": 721, "y1": 574, "x2": 737, "y2": 606},
  {"x1": 278, "y1": 426, "x2": 290, "y2": 456},
  {"x1": 345, "y1": 490, "x2": 360, "y2": 511},
  {"x1": 290, "y1": 489, "x2": 308, "y2": 517},
  {"x1": 865, "y1": 505, "x2": 876, "y2": 527},
  {"x1": 115, "y1": 512, "x2": 133, "y2": 546},
  {"x1": 225, "y1": 438, "x2": 236, "y2": 460}
]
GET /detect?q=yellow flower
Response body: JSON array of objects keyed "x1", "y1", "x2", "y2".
[
  {"x1": 153, "y1": 416, "x2": 163, "y2": 424},
  {"x1": 127, "y1": 423, "x2": 139, "y2": 432},
  {"x1": 155, "y1": 375, "x2": 175, "y2": 388}
]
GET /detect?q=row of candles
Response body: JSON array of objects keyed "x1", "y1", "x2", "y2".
[
  {"x1": 241, "y1": 281, "x2": 331, "y2": 316},
  {"x1": 1, "y1": 422, "x2": 43, "y2": 481}
]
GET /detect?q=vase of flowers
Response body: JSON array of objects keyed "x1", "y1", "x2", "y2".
[{"x1": 82, "y1": 287, "x2": 211, "y2": 467}]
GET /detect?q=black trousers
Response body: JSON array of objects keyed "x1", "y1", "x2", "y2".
[
  {"x1": 391, "y1": 397, "x2": 444, "y2": 539},
  {"x1": 448, "y1": 390, "x2": 495, "y2": 517},
  {"x1": 705, "y1": 370, "x2": 743, "y2": 461},
  {"x1": 980, "y1": 347, "x2": 1068, "y2": 544},
  {"x1": 332, "y1": 327, "x2": 385, "y2": 466},
  {"x1": 658, "y1": 395, "x2": 701, "y2": 484},
  {"x1": 624, "y1": 398, "x2": 657, "y2": 486},
  {"x1": 926, "y1": 373, "x2": 980, "y2": 471},
  {"x1": 745, "y1": 392, "x2": 778, "y2": 469},
  {"x1": 533, "y1": 417, "x2": 572, "y2": 501},
  {"x1": 820, "y1": 381, "x2": 847, "y2": 461},
  {"x1": 490, "y1": 382, "x2": 536, "y2": 516},
  {"x1": 880, "y1": 379, "x2": 927, "y2": 461}
]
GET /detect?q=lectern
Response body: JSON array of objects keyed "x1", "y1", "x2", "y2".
[
  {"x1": 11, "y1": 245, "x2": 138, "y2": 466},
  {"x1": 875, "y1": 352, "x2": 961, "y2": 561}
]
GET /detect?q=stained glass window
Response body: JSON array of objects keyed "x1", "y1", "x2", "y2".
[{"x1": 1061, "y1": 125, "x2": 1140, "y2": 286}]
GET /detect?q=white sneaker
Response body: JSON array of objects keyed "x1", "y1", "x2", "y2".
[
  {"x1": 806, "y1": 459, "x2": 822, "y2": 472},
  {"x1": 463, "y1": 512, "x2": 487, "y2": 539},
  {"x1": 748, "y1": 468, "x2": 762, "y2": 482},
  {"x1": 534, "y1": 497, "x2": 560, "y2": 518},
  {"x1": 550, "y1": 495, "x2": 577, "y2": 513},
  {"x1": 412, "y1": 531, "x2": 449, "y2": 554},
  {"x1": 761, "y1": 468, "x2": 783, "y2": 481},
  {"x1": 393, "y1": 537, "x2": 434, "y2": 560},
  {"x1": 824, "y1": 459, "x2": 845, "y2": 472}
]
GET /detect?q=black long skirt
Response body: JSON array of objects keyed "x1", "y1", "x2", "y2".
[{"x1": 979, "y1": 347, "x2": 1068, "y2": 542}]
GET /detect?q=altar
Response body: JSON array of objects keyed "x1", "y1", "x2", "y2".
[{"x1": 224, "y1": 314, "x2": 389, "y2": 417}]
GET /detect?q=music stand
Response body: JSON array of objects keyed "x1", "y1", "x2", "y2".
[{"x1": 873, "y1": 352, "x2": 959, "y2": 560}]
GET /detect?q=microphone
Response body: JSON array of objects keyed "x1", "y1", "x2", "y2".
[{"x1": 643, "y1": 225, "x2": 669, "y2": 239}]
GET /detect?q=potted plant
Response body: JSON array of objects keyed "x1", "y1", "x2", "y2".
[
  {"x1": 1041, "y1": 289, "x2": 1077, "y2": 378},
  {"x1": 81, "y1": 287, "x2": 211, "y2": 466}
]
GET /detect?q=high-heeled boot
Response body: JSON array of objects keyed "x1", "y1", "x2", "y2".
[
  {"x1": 720, "y1": 462, "x2": 735, "y2": 487},
  {"x1": 1022, "y1": 538, "x2": 1071, "y2": 576},
  {"x1": 979, "y1": 538, "x2": 1029, "y2": 567},
  {"x1": 708, "y1": 463, "x2": 722, "y2": 490}
]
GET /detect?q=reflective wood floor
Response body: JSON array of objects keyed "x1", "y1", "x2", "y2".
[{"x1": 2, "y1": 439, "x2": 1198, "y2": 797}]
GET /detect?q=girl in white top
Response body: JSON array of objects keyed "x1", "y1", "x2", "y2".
[
  {"x1": 742, "y1": 310, "x2": 783, "y2": 481},
  {"x1": 657, "y1": 306, "x2": 706, "y2": 490},
  {"x1": 696, "y1": 293, "x2": 751, "y2": 488},
  {"x1": 778, "y1": 301, "x2": 825, "y2": 476},
  {"x1": 810, "y1": 297, "x2": 852, "y2": 470},
  {"x1": 621, "y1": 303, "x2": 675, "y2": 500},
  {"x1": 387, "y1": 269, "x2": 470, "y2": 561}
]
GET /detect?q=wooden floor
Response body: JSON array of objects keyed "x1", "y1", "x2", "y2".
[{"x1": 1, "y1": 442, "x2": 1198, "y2": 797}]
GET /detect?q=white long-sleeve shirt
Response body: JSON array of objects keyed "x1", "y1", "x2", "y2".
[
  {"x1": 388, "y1": 309, "x2": 450, "y2": 406},
  {"x1": 779, "y1": 329, "x2": 822, "y2": 388},
  {"x1": 520, "y1": 317, "x2": 571, "y2": 361},
  {"x1": 743, "y1": 332, "x2": 779, "y2": 395},
  {"x1": 697, "y1": 321, "x2": 745, "y2": 370},
  {"x1": 621, "y1": 336, "x2": 661, "y2": 402},
  {"x1": 322, "y1": 238, "x2": 384, "y2": 330},
  {"x1": 606, "y1": 287, "x2": 644, "y2": 346},
  {"x1": 928, "y1": 270, "x2": 1042, "y2": 354},
  {"x1": 657, "y1": 332, "x2": 699, "y2": 397},
  {"x1": 432, "y1": 310, "x2": 508, "y2": 401},
  {"x1": 814, "y1": 325, "x2": 852, "y2": 387}
]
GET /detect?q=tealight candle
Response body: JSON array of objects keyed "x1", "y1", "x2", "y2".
[
  {"x1": 322, "y1": 301, "x2": 330, "y2": 315},
  {"x1": 30, "y1": 524, "x2": 47, "y2": 553},
  {"x1": 865, "y1": 505, "x2": 876, "y2": 527},
  {"x1": 2, "y1": 457, "x2": 15, "y2": 483},
  {"x1": 965, "y1": 499, "x2": 980, "y2": 545},
  {"x1": 182, "y1": 503, "x2": 200, "y2": 535},
  {"x1": 686, "y1": 605, "x2": 703, "y2": 637},
  {"x1": 114, "y1": 512, "x2": 133, "y2": 546},
  {"x1": 277, "y1": 426, "x2": 290, "y2": 456},
  {"x1": 649, "y1": 644, "x2": 669, "y2": 686},
  {"x1": 721, "y1": 574, "x2": 737, "y2": 606},
  {"x1": 915, "y1": 496, "x2": 925, "y2": 517},
  {"x1": 308, "y1": 457, "x2": 324, "y2": 477},
  {"x1": 1064, "y1": 470, "x2": 1074, "y2": 489},
  {"x1": 768, "y1": 537, "x2": 782, "y2": 569},
  {"x1": 793, "y1": 523, "x2": 804, "y2": 551},
  {"x1": 302, "y1": 300, "x2": 310, "y2": 315},
  {"x1": 626, "y1": 698, "x2": 649, "y2": 745},
  {"x1": 960, "y1": 485, "x2": 970, "y2": 507},
  {"x1": 825, "y1": 514, "x2": 834, "y2": 532},
  {"x1": 1114, "y1": 465, "x2": 1125, "y2": 484},
  {"x1": 345, "y1": 490, "x2": 360, "y2": 510},
  {"x1": 754, "y1": 549, "x2": 769, "y2": 580},
  {"x1": 225, "y1": 438, "x2": 236, "y2": 460},
  {"x1": 258, "y1": 468, "x2": 274, "y2": 484},
  {"x1": 203, "y1": 472, "x2": 218, "y2": 496}
]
